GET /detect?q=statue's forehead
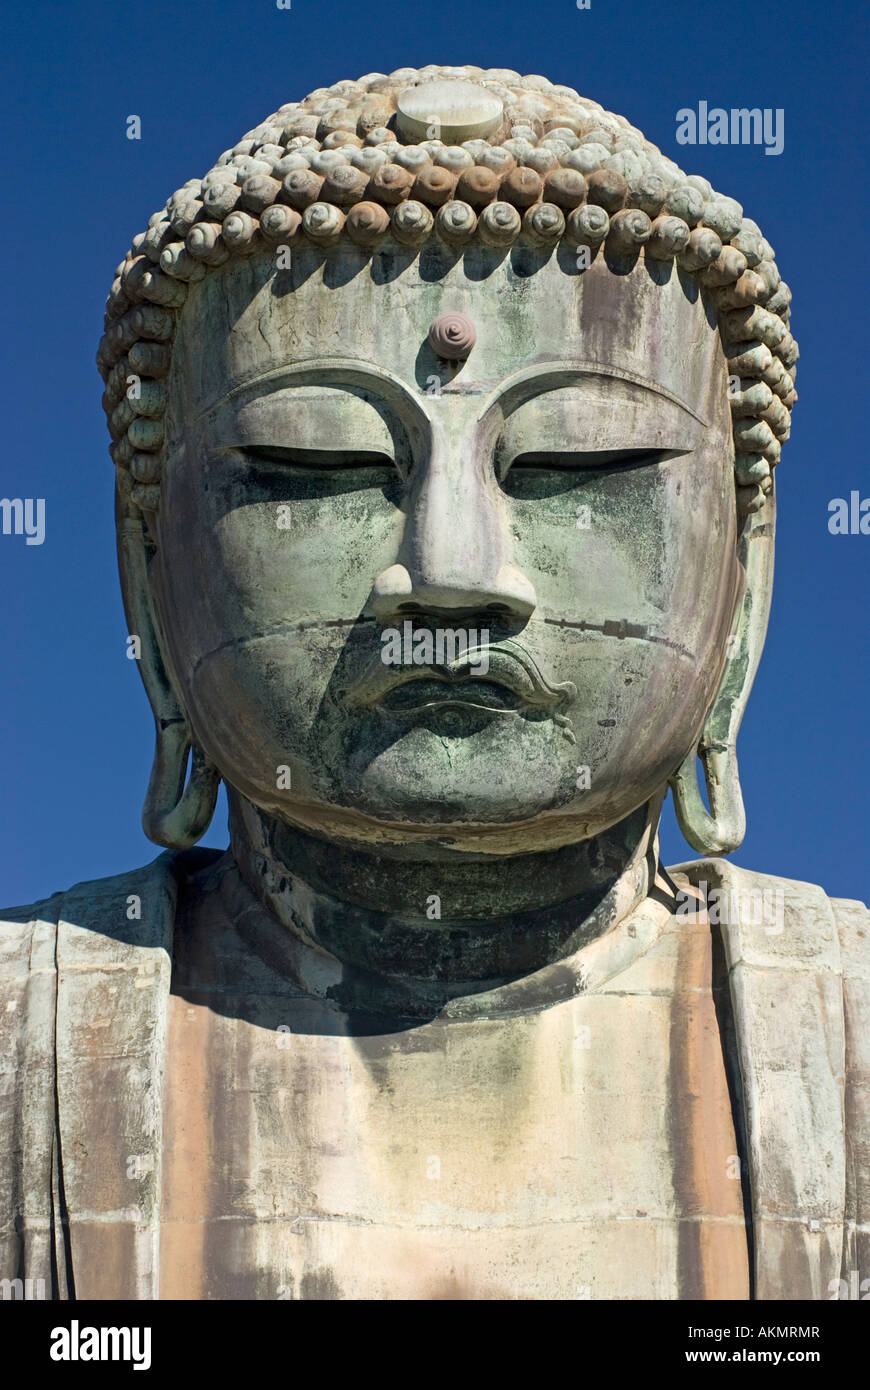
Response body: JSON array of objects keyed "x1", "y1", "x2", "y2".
[{"x1": 172, "y1": 247, "x2": 725, "y2": 420}]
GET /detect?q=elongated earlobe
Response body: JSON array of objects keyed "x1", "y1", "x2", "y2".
[
  {"x1": 670, "y1": 744, "x2": 745, "y2": 855},
  {"x1": 142, "y1": 721, "x2": 219, "y2": 850},
  {"x1": 118, "y1": 497, "x2": 220, "y2": 850},
  {"x1": 669, "y1": 496, "x2": 775, "y2": 855}
]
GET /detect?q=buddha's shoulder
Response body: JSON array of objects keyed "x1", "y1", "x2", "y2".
[
  {"x1": 669, "y1": 855, "x2": 870, "y2": 979},
  {"x1": 0, "y1": 847, "x2": 224, "y2": 961}
]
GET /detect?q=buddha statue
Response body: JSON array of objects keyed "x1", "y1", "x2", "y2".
[{"x1": 2, "y1": 65, "x2": 867, "y2": 1303}]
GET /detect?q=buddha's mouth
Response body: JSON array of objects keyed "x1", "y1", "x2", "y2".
[
  {"x1": 344, "y1": 639, "x2": 577, "y2": 713},
  {"x1": 380, "y1": 677, "x2": 523, "y2": 714}
]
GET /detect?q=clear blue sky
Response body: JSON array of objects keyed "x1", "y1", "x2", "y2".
[{"x1": 1, "y1": 0, "x2": 867, "y2": 907}]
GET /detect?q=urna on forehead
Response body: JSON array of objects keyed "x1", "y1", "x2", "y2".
[{"x1": 97, "y1": 65, "x2": 798, "y2": 518}]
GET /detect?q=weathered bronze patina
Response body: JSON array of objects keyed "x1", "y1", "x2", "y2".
[{"x1": 1, "y1": 67, "x2": 866, "y2": 1302}]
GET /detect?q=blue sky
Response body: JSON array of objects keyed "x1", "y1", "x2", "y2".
[{"x1": 1, "y1": 0, "x2": 867, "y2": 907}]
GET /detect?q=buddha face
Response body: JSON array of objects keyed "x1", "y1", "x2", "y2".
[{"x1": 153, "y1": 240, "x2": 741, "y2": 854}]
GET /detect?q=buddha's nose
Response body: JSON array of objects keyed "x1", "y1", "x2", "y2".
[{"x1": 368, "y1": 444, "x2": 537, "y2": 622}]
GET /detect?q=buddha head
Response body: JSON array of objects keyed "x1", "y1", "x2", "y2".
[{"x1": 98, "y1": 66, "x2": 796, "y2": 869}]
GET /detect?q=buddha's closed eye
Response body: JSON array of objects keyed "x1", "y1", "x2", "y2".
[
  {"x1": 508, "y1": 447, "x2": 686, "y2": 471},
  {"x1": 501, "y1": 447, "x2": 688, "y2": 498},
  {"x1": 237, "y1": 445, "x2": 401, "y2": 500},
  {"x1": 242, "y1": 445, "x2": 396, "y2": 472},
  {"x1": 237, "y1": 443, "x2": 685, "y2": 502}
]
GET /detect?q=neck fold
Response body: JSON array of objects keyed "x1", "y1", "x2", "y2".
[{"x1": 226, "y1": 791, "x2": 669, "y2": 1015}]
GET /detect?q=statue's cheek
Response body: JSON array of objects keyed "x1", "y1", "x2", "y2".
[{"x1": 158, "y1": 448, "x2": 406, "y2": 664}]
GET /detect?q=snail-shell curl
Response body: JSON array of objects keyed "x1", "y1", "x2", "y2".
[
  {"x1": 346, "y1": 201, "x2": 391, "y2": 247},
  {"x1": 302, "y1": 202, "x2": 345, "y2": 244},
  {"x1": 435, "y1": 200, "x2": 478, "y2": 245},
  {"x1": 479, "y1": 201, "x2": 522, "y2": 247},
  {"x1": 523, "y1": 202, "x2": 566, "y2": 246}
]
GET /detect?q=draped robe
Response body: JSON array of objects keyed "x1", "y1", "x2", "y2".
[{"x1": 1, "y1": 850, "x2": 867, "y2": 1300}]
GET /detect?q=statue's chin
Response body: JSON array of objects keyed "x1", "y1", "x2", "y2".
[
  {"x1": 350, "y1": 718, "x2": 579, "y2": 824},
  {"x1": 215, "y1": 706, "x2": 676, "y2": 854},
  {"x1": 265, "y1": 807, "x2": 610, "y2": 858},
  {"x1": 247, "y1": 780, "x2": 651, "y2": 859}
]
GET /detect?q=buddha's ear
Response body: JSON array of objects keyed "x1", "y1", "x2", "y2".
[
  {"x1": 116, "y1": 486, "x2": 219, "y2": 849},
  {"x1": 669, "y1": 495, "x2": 775, "y2": 854}
]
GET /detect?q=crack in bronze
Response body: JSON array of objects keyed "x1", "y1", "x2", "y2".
[
  {"x1": 543, "y1": 615, "x2": 694, "y2": 659},
  {"x1": 193, "y1": 613, "x2": 694, "y2": 680},
  {"x1": 191, "y1": 616, "x2": 376, "y2": 678}
]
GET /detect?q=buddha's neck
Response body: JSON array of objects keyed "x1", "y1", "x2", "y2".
[{"x1": 226, "y1": 790, "x2": 665, "y2": 1008}]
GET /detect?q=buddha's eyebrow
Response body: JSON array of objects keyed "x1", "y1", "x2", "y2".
[
  {"x1": 195, "y1": 358, "x2": 430, "y2": 432},
  {"x1": 196, "y1": 356, "x2": 709, "y2": 434},
  {"x1": 479, "y1": 362, "x2": 711, "y2": 428}
]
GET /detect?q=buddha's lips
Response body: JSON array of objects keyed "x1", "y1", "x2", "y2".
[{"x1": 344, "y1": 641, "x2": 577, "y2": 712}]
